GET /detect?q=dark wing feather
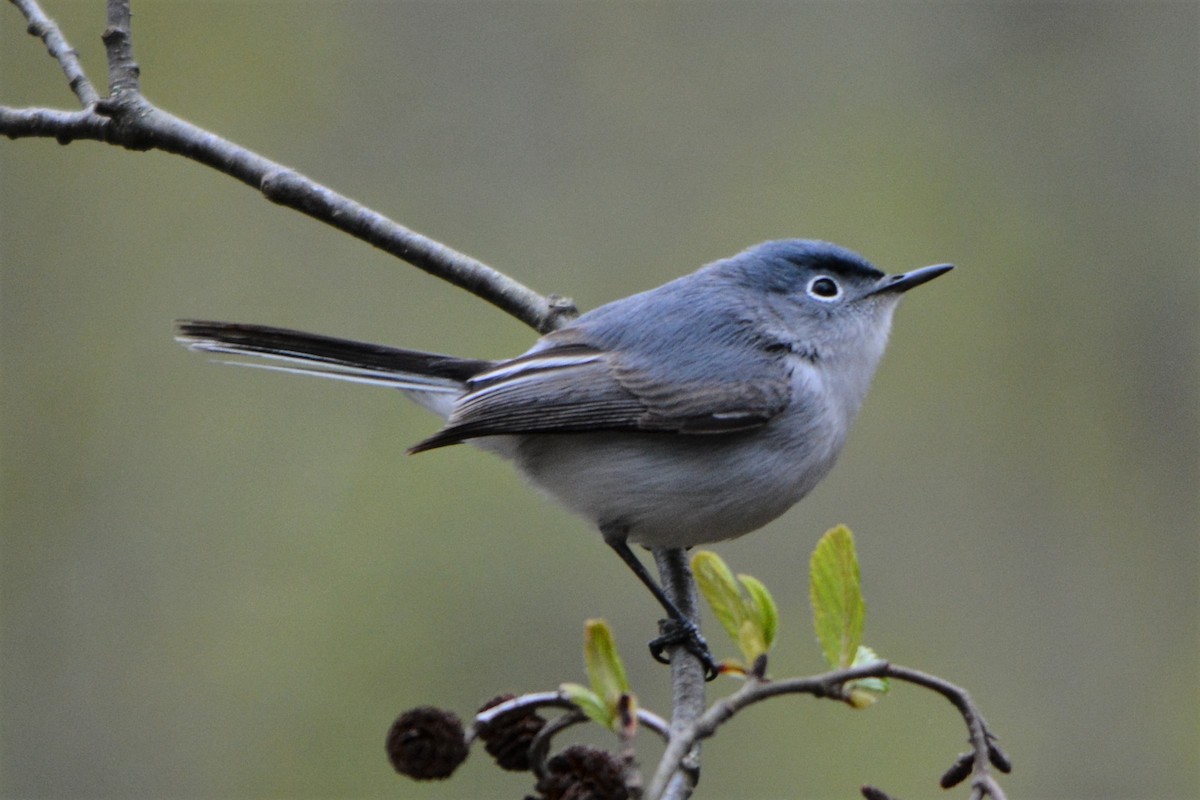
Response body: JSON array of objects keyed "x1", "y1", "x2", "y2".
[
  {"x1": 409, "y1": 332, "x2": 793, "y2": 452},
  {"x1": 613, "y1": 357, "x2": 791, "y2": 432}
]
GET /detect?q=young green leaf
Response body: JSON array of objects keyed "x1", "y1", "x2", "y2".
[
  {"x1": 736, "y1": 619, "x2": 766, "y2": 664},
  {"x1": 693, "y1": 551, "x2": 780, "y2": 667},
  {"x1": 738, "y1": 573, "x2": 778, "y2": 651},
  {"x1": 560, "y1": 682, "x2": 612, "y2": 728},
  {"x1": 850, "y1": 645, "x2": 890, "y2": 692},
  {"x1": 809, "y1": 524, "x2": 865, "y2": 669},
  {"x1": 692, "y1": 550, "x2": 746, "y2": 643},
  {"x1": 583, "y1": 619, "x2": 629, "y2": 709}
]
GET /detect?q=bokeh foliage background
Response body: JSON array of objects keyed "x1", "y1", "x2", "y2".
[{"x1": 2, "y1": 2, "x2": 1196, "y2": 798}]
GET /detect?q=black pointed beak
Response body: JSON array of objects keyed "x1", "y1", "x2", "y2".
[{"x1": 868, "y1": 263, "x2": 954, "y2": 297}]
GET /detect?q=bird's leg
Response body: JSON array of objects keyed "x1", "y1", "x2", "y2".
[{"x1": 602, "y1": 527, "x2": 718, "y2": 681}]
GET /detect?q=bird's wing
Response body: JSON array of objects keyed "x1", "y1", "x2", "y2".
[{"x1": 408, "y1": 331, "x2": 793, "y2": 452}]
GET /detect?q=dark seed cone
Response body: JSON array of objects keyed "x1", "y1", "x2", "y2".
[
  {"x1": 476, "y1": 694, "x2": 547, "y2": 772},
  {"x1": 860, "y1": 786, "x2": 897, "y2": 800},
  {"x1": 987, "y1": 738, "x2": 1013, "y2": 773},
  {"x1": 385, "y1": 706, "x2": 468, "y2": 780},
  {"x1": 939, "y1": 752, "x2": 973, "y2": 789},
  {"x1": 532, "y1": 744, "x2": 628, "y2": 800}
]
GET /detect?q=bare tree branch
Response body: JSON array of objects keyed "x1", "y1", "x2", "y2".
[
  {"x1": 12, "y1": 0, "x2": 100, "y2": 105},
  {"x1": 473, "y1": 691, "x2": 671, "y2": 745},
  {"x1": 0, "y1": 105, "x2": 109, "y2": 142},
  {"x1": 882, "y1": 664, "x2": 1010, "y2": 800},
  {"x1": 646, "y1": 660, "x2": 1010, "y2": 800},
  {"x1": 527, "y1": 710, "x2": 589, "y2": 782},
  {"x1": 1, "y1": 0, "x2": 576, "y2": 333},
  {"x1": 101, "y1": 0, "x2": 138, "y2": 98},
  {"x1": 652, "y1": 547, "x2": 707, "y2": 800}
]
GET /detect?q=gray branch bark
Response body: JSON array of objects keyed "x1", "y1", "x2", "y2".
[
  {"x1": 652, "y1": 548, "x2": 707, "y2": 800},
  {"x1": 646, "y1": 659, "x2": 1010, "y2": 800},
  {"x1": 1, "y1": 0, "x2": 576, "y2": 334}
]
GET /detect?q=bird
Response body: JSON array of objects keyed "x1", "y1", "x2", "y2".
[{"x1": 176, "y1": 239, "x2": 952, "y2": 676}]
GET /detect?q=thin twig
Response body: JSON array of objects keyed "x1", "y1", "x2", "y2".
[
  {"x1": 652, "y1": 547, "x2": 707, "y2": 800},
  {"x1": 102, "y1": 0, "x2": 138, "y2": 98},
  {"x1": 11, "y1": 0, "x2": 99, "y2": 106},
  {"x1": 526, "y1": 709, "x2": 588, "y2": 781},
  {"x1": 883, "y1": 665, "x2": 1009, "y2": 800},
  {"x1": 0, "y1": 105, "x2": 110, "y2": 142},
  {"x1": 0, "y1": 0, "x2": 574, "y2": 333},
  {"x1": 472, "y1": 690, "x2": 574, "y2": 732},
  {"x1": 634, "y1": 707, "x2": 672, "y2": 743},
  {"x1": 471, "y1": 690, "x2": 667, "y2": 741},
  {"x1": 646, "y1": 661, "x2": 1009, "y2": 800},
  {"x1": 618, "y1": 695, "x2": 644, "y2": 799}
]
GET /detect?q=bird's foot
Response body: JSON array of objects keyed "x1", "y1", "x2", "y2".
[{"x1": 649, "y1": 617, "x2": 719, "y2": 681}]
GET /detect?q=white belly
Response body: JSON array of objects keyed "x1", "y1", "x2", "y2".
[{"x1": 510, "y1": 415, "x2": 843, "y2": 548}]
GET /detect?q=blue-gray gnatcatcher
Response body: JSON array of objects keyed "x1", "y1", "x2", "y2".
[{"x1": 177, "y1": 239, "x2": 951, "y2": 675}]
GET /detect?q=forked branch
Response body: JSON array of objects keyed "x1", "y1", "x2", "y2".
[
  {"x1": 647, "y1": 659, "x2": 1010, "y2": 800},
  {"x1": 1, "y1": 0, "x2": 574, "y2": 333}
]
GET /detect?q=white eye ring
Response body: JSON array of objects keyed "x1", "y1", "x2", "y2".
[{"x1": 806, "y1": 275, "x2": 842, "y2": 301}]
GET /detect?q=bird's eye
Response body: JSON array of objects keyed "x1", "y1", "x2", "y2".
[{"x1": 806, "y1": 276, "x2": 841, "y2": 301}]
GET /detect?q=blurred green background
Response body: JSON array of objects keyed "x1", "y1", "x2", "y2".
[{"x1": 2, "y1": 2, "x2": 1196, "y2": 798}]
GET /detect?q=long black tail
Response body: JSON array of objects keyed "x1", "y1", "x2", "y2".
[{"x1": 174, "y1": 320, "x2": 492, "y2": 391}]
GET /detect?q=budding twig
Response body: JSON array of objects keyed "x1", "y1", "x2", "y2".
[{"x1": 646, "y1": 661, "x2": 1009, "y2": 800}]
